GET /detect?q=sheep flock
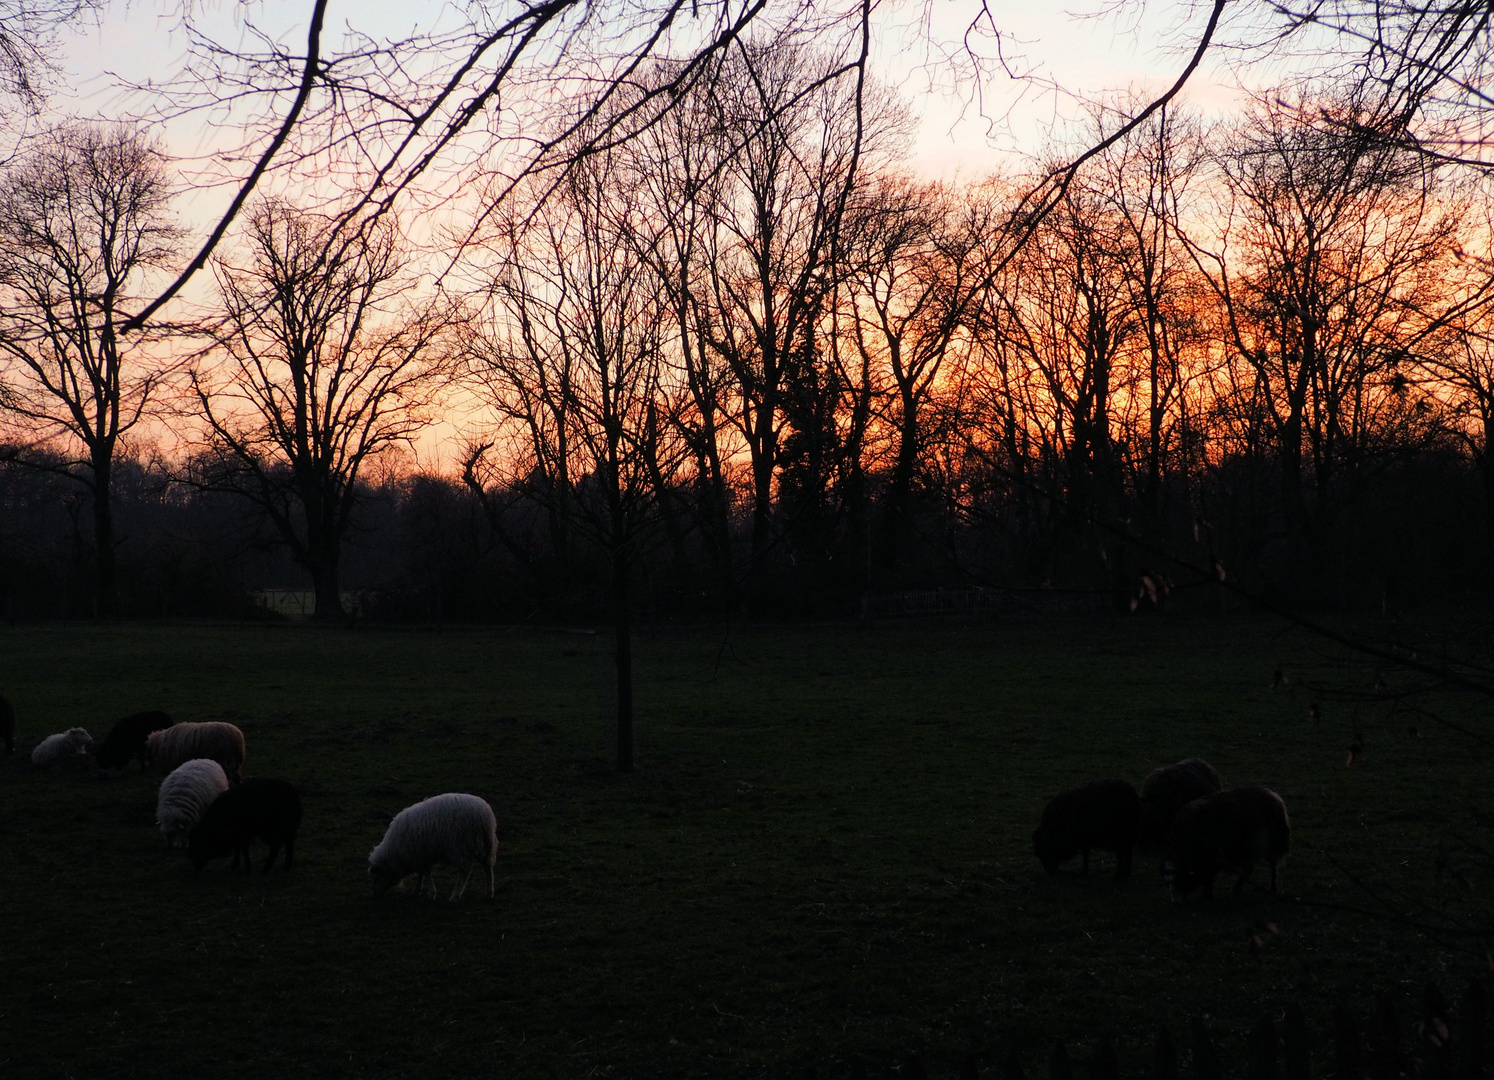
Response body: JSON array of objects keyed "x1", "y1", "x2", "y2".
[
  {"x1": 10, "y1": 701, "x2": 499, "y2": 902},
  {"x1": 7, "y1": 693, "x2": 1296, "y2": 908}
]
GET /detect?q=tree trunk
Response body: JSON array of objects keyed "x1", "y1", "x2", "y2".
[
  {"x1": 612, "y1": 543, "x2": 634, "y2": 773},
  {"x1": 90, "y1": 453, "x2": 115, "y2": 618},
  {"x1": 309, "y1": 555, "x2": 346, "y2": 620},
  {"x1": 750, "y1": 406, "x2": 776, "y2": 556}
]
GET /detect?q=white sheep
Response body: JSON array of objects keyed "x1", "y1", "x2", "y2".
[
  {"x1": 368, "y1": 792, "x2": 498, "y2": 901},
  {"x1": 30, "y1": 727, "x2": 93, "y2": 768},
  {"x1": 156, "y1": 759, "x2": 231, "y2": 847},
  {"x1": 146, "y1": 722, "x2": 246, "y2": 785}
]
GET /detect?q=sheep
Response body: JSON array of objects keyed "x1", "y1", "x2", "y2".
[
  {"x1": 30, "y1": 727, "x2": 93, "y2": 768},
  {"x1": 156, "y1": 759, "x2": 230, "y2": 848},
  {"x1": 187, "y1": 778, "x2": 303, "y2": 873},
  {"x1": 1138, "y1": 757, "x2": 1222, "y2": 851},
  {"x1": 146, "y1": 722, "x2": 245, "y2": 785},
  {"x1": 96, "y1": 710, "x2": 175, "y2": 772},
  {"x1": 1032, "y1": 778, "x2": 1141, "y2": 880},
  {"x1": 1163, "y1": 785, "x2": 1291, "y2": 901},
  {"x1": 0, "y1": 693, "x2": 13, "y2": 754},
  {"x1": 368, "y1": 792, "x2": 498, "y2": 901}
]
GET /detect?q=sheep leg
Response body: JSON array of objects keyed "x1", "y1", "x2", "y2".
[
  {"x1": 262, "y1": 843, "x2": 280, "y2": 874},
  {"x1": 1233, "y1": 863, "x2": 1254, "y2": 894},
  {"x1": 486, "y1": 863, "x2": 495, "y2": 899},
  {"x1": 1115, "y1": 845, "x2": 1132, "y2": 881},
  {"x1": 1269, "y1": 861, "x2": 1278, "y2": 894},
  {"x1": 450, "y1": 866, "x2": 473, "y2": 902},
  {"x1": 284, "y1": 835, "x2": 295, "y2": 872},
  {"x1": 422, "y1": 871, "x2": 437, "y2": 899}
]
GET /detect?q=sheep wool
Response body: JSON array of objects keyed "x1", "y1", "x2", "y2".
[
  {"x1": 30, "y1": 727, "x2": 93, "y2": 768},
  {"x1": 1032, "y1": 778, "x2": 1142, "y2": 880},
  {"x1": 156, "y1": 759, "x2": 231, "y2": 847},
  {"x1": 146, "y1": 722, "x2": 246, "y2": 785},
  {"x1": 1164, "y1": 785, "x2": 1291, "y2": 901},
  {"x1": 96, "y1": 710, "x2": 175, "y2": 772},
  {"x1": 1138, "y1": 757, "x2": 1222, "y2": 851},
  {"x1": 369, "y1": 792, "x2": 498, "y2": 901}
]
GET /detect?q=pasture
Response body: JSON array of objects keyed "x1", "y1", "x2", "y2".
[{"x1": 0, "y1": 615, "x2": 1490, "y2": 1078}]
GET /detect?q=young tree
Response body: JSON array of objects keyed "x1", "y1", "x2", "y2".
[
  {"x1": 189, "y1": 200, "x2": 449, "y2": 620},
  {"x1": 0, "y1": 123, "x2": 181, "y2": 615},
  {"x1": 466, "y1": 150, "x2": 681, "y2": 772}
]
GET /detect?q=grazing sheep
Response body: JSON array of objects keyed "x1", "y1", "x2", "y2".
[
  {"x1": 147, "y1": 722, "x2": 246, "y2": 785},
  {"x1": 156, "y1": 759, "x2": 230, "y2": 848},
  {"x1": 96, "y1": 710, "x2": 175, "y2": 772},
  {"x1": 187, "y1": 778, "x2": 303, "y2": 873},
  {"x1": 1033, "y1": 778, "x2": 1141, "y2": 880},
  {"x1": 368, "y1": 792, "x2": 498, "y2": 901},
  {"x1": 1139, "y1": 758, "x2": 1222, "y2": 851},
  {"x1": 1163, "y1": 785, "x2": 1291, "y2": 901},
  {"x1": 0, "y1": 693, "x2": 13, "y2": 754},
  {"x1": 30, "y1": 727, "x2": 93, "y2": 768}
]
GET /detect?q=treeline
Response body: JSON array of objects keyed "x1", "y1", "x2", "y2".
[{"x1": 2, "y1": 43, "x2": 1494, "y2": 622}]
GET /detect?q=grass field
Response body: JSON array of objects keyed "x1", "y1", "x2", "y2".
[{"x1": 1, "y1": 614, "x2": 1491, "y2": 1079}]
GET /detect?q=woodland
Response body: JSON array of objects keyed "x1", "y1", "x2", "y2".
[{"x1": 0, "y1": 1, "x2": 1489, "y2": 632}]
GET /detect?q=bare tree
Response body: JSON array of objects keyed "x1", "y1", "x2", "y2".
[
  {"x1": 1189, "y1": 98, "x2": 1477, "y2": 561},
  {"x1": 466, "y1": 150, "x2": 682, "y2": 772},
  {"x1": 692, "y1": 36, "x2": 904, "y2": 558},
  {"x1": 841, "y1": 173, "x2": 999, "y2": 581},
  {"x1": 1257, "y1": 1, "x2": 1494, "y2": 169},
  {"x1": 189, "y1": 200, "x2": 450, "y2": 620},
  {"x1": 0, "y1": 1, "x2": 105, "y2": 121},
  {"x1": 1088, "y1": 104, "x2": 1208, "y2": 531},
  {"x1": 0, "y1": 123, "x2": 181, "y2": 615}
]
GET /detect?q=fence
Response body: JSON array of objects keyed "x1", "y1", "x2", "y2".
[
  {"x1": 843, "y1": 980, "x2": 1486, "y2": 1080},
  {"x1": 860, "y1": 587, "x2": 1006, "y2": 620},
  {"x1": 249, "y1": 589, "x2": 367, "y2": 618}
]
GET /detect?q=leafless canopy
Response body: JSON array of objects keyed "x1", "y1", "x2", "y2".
[{"x1": 190, "y1": 200, "x2": 451, "y2": 618}]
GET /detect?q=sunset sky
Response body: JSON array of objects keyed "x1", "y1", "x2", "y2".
[{"x1": 50, "y1": 0, "x2": 1254, "y2": 190}]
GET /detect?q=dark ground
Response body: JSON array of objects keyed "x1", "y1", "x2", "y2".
[{"x1": 0, "y1": 614, "x2": 1490, "y2": 1078}]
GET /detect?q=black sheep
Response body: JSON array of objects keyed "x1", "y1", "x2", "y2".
[
  {"x1": 188, "y1": 778, "x2": 303, "y2": 874},
  {"x1": 1033, "y1": 778, "x2": 1141, "y2": 879},
  {"x1": 94, "y1": 711, "x2": 174, "y2": 772},
  {"x1": 0, "y1": 693, "x2": 13, "y2": 754},
  {"x1": 1138, "y1": 757, "x2": 1222, "y2": 851},
  {"x1": 1163, "y1": 785, "x2": 1290, "y2": 901}
]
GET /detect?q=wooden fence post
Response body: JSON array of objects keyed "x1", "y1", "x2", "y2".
[
  {"x1": 1337, "y1": 1004, "x2": 1362, "y2": 1080},
  {"x1": 1093, "y1": 1037, "x2": 1119, "y2": 1080},
  {"x1": 1371, "y1": 995, "x2": 1403, "y2": 1080},
  {"x1": 1250, "y1": 1015, "x2": 1279, "y2": 1080},
  {"x1": 1154, "y1": 1026, "x2": 1179, "y2": 1080},
  {"x1": 1463, "y1": 980, "x2": 1486, "y2": 1080},
  {"x1": 1192, "y1": 1020, "x2": 1221, "y2": 1080},
  {"x1": 1283, "y1": 1003, "x2": 1310, "y2": 1080}
]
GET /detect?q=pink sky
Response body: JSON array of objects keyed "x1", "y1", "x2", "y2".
[{"x1": 53, "y1": 0, "x2": 1255, "y2": 186}]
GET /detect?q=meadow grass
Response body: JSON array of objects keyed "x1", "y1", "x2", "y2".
[{"x1": 0, "y1": 614, "x2": 1490, "y2": 1078}]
